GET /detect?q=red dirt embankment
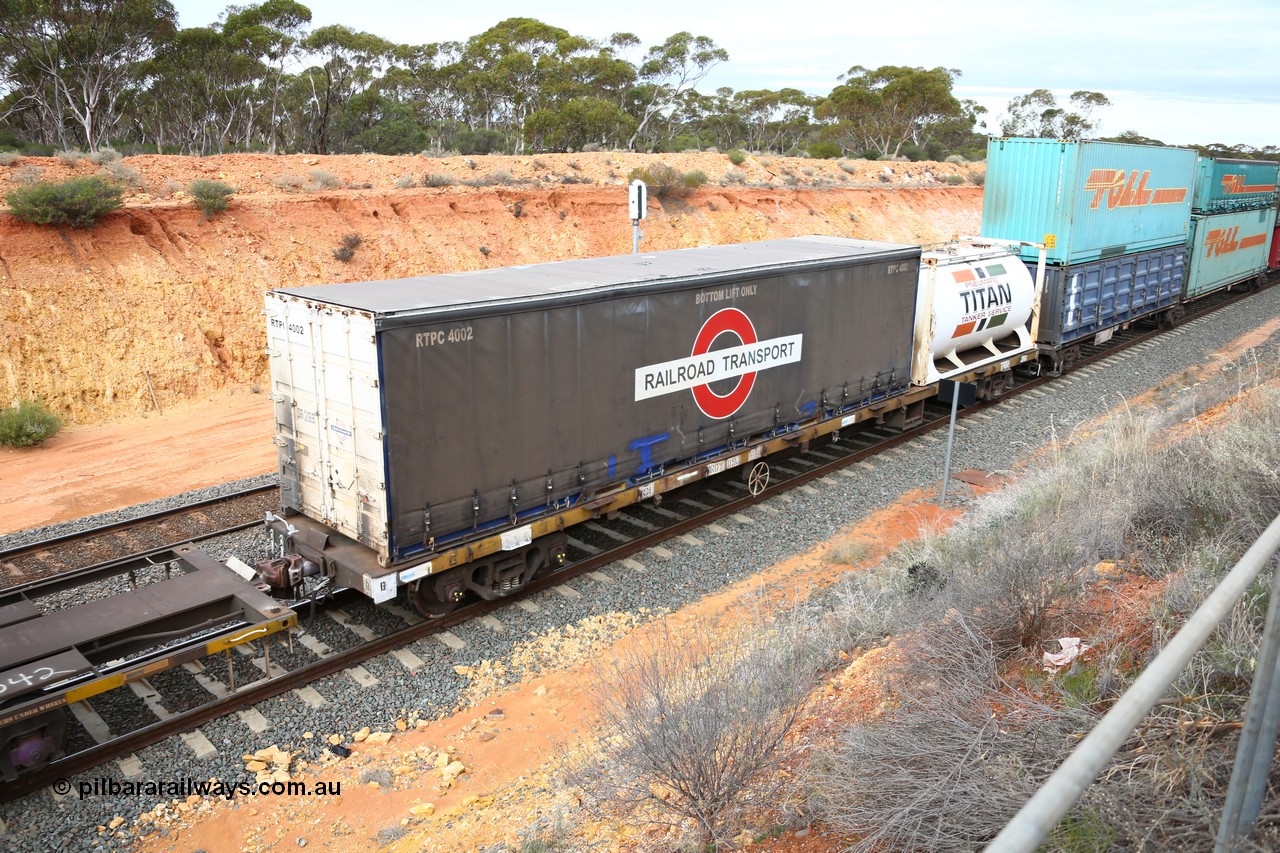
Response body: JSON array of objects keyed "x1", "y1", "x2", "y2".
[{"x1": 0, "y1": 151, "x2": 982, "y2": 425}]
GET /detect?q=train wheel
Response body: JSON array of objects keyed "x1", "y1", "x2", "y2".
[
  {"x1": 1, "y1": 709, "x2": 65, "y2": 782},
  {"x1": 409, "y1": 578, "x2": 461, "y2": 619},
  {"x1": 747, "y1": 462, "x2": 770, "y2": 496}
]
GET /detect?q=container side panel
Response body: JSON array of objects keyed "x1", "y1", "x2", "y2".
[
  {"x1": 378, "y1": 254, "x2": 919, "y2": 561},
  {"x1": 1269, "y1": 215, "x2": 1280, "y2": 270},
  {"x1": 1193, "y1": 157, "x2": 1279, "y2": 213},
  {"x1": 983, "y1": 138, "x2": 1196, "y2": 265},
  {"x1": 1032, "y1": 244, "x2": 1185, "y2": 348},
  {"x1": 1185, "y1": 208, "x2": 1274, "y2": 299},
  {"x1": 266, "y1": 296, "x2": 388, "y2": 557}
]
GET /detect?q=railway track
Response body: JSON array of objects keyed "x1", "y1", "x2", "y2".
[
  {"x1": 0, "y1": 281, "x2": 1264, "y2": 804},
  {"x1": 0, "y1": 485, "x2": 278, "y2": 589}
]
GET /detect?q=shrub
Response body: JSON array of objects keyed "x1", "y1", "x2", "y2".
[
  {"x1": 944, "y1": 154, "x2": 968, "y2": 164},
  {"x1": 681, "y1": 169, "x2": 708, "y2": 190},
  {"x1": 99, "y1": 160, "x2": 142, "y2": 189},
  {"x1": 0, "y1": 152, "x2": 20, "y2": 167},
  {"x1": 627, "y1": 162, "x2": 705, "y2": 198},
  {"x1": 86, "y1": 147, "x2": 121, "y2": 165},
  {"x1": 188, "y1": 180, "x2": 235, "y2": 218},
  {"x1": 970, "y1": 171, "x2": 985, "y2": 186},
  {"x1": 14, "y1": 165, "x2": 43, "y2": 185},
  {"x1": 423, "y1": 173, "x2": 453, "y2": 187},
  {"x1": 55, "y1": 149, "x2": 85, "y2": 165},
  {"x1": 332, "y1": 245, "x2": 354, "y2": 262},
  {"x1": 307, "y1": 169, "x2": 343, "y2": 189},
  {"x1": 944, "y1": 174, "x2": 966, "y2": 186},
  {"x1": 5, "y1": 176, "x2": 123, "y2": 227},
  {"x1": 393, "y1": 174, "x2": 415, "y2": 188},
  {"x1": 341, "y1": 233, "x2": 362, "y2": 249},
  {"x1": 808, "y1": 141, "x2": 842, "y2": 159},
  {"x1": 272, "y1": 174, "x2": 306, "y2": 192},
  {"x1": 566, "y1": 617, "x2": 822, "y2": 846},
  {"x1": 0, "y1": 399, "x2": 62, "y2": 447},
  {"x1": 726, "y1": 148, "x2": 747, "y2": 166}
]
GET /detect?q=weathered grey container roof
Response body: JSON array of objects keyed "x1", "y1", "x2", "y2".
[{"x1": 273, "y1": 235, "x2": 917, "y2": 322}]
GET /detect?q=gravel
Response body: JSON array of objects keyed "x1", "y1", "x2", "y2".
[{"x1": 3, "y1": 286, "x2": 1279, "y2": 851}]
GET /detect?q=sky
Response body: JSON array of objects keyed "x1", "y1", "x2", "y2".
[{"x1": 171, "y1": 0, "x2": 1280, "y2": 148}]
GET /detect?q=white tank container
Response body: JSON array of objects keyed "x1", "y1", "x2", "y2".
[{"x1": 911, "y1": 241, "x2": 1040, "y2": 386}]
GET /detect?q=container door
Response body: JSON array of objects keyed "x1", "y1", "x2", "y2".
[{"x1": 265, "y1": 295, "x2": 388, "y2": 558}]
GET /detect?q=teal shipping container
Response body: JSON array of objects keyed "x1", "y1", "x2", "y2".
[
  {"x1": 1184, "y1": 207, "x2": 1277, "y2": 299},
  {"x1": 982, "y1": 138, "x2": 1197, "y2": 265},
  {"x1": 1192, "y1": 157, "x2": 1278, "y2": 213}
]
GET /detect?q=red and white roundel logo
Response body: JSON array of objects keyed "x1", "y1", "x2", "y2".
[
  {"x1": 634, "y1": 308, "x2": 804, "y2": 421},
  {"x1": 691, "y1": 309, "x2": 758, "y2": 419}
]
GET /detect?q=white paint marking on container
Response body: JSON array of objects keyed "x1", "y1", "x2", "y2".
[
  {"x1": 617, "y1": 512, "x2": 658, "y2": 531},
  {"x1": 237, "y1": 708, "x2": 271, "y2": 734},
  {"x1": 127, "y1": 679, "x2": 171, "y2": 720},
  {"x1": 117, "y1": 755, "x2": 144, "y2": 779},
  {"x1": 344, "y1": 665, "x2": 380, "y2": 688},
  {"x1": 293, "y1": 686, "x2": 329, "y2": 709},
  {"x1": 706, "y1": 523, "x2": 730, "y2": 535},
  {"x1": 392, "y1": 648, "x2": 426, "y2": 671},
  {"x1": 650, "y1": 545, "x2": 675, "y2": 559},
  {"x1": 515, "y1": 600, "x2": 542, "y2": 613},
  {"x1": 731, "y1": 513, "x2": 754, "y2": 524},
  {"x1": 680, "y1": 533, "x2": 705, "y2": 547},
  {"x1": 649, "y1": 505, "x2": 683, "y2": 520},
  {"x1": 180, "y1": 729, "x2": 219, "y2": 761},
  {"x1": 70, "y1": 702, "x2": 113, "y2": 745},
  {"x1": 434, "y1": 631, "x2": 466, "y2": 651},
  {"x1": 588, "y1": 571, "x2": 614, "y2": 583},
  {"x1": 478, "y1": 614, "x2": 506, "y2": 633},
  {"x1": 296, "y1": 632, "x2": 333, "y2": 659},
  {"x1": 326, "y1": 609, "x2": 377, "y2": 642},
  {"x1": 621, "y1": 558, "x2": 645, "y2": 572},
  {"x1": 584, "y1": 521, "x2": 631, "y2": 542},
  {"x1": 799, "y1": 485, "x2": 819, "y2": 496},
  {"x1": 553, "y1": 584, "x2": 582, "y2": 600},
  {"x1": 565, "y1": 536, "x2": 602, "y2": 555},
  {"x1": 381, "y1": 602, "x2": 424, "y2": 625}
]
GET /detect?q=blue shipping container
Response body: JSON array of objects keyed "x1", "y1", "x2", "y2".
[
  {"x1": 983, "y1": 137, "x2": 1197, "y2": 265},
  {"x1": 1031, "y1": 244, "x2": 1185, "y2": 351},
  {"x1": 1185, "y1": 207, "x2": 1276, "y2": 299},
  {"x1": 1192, "y1": 157, "x2": 1279, "y2": 213}
]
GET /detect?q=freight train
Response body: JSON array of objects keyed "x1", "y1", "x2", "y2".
[{"x1": 2, "y1": 137, "x2": 1276, "y2": 783}]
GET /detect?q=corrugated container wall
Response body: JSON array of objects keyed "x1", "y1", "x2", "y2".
[
  {"x1": 1184, "y1": 207, "x2": 1277, "y2": 299},
  {"x1": 1192, "y1": 157, "x2": 1279, "y2": 213},
  {"x1": 982, "y1": 137, "x2": 1197, "y2": 265},
  {"x1": 1032, "y1": 244, "x2": 1185, "y2": 348},
  {"x1": 267, "y1": 237, "x2": 920, "y2": 565},
  {"x1": 1270, "y1": 215, "x2": 1280, "y2": 270}
]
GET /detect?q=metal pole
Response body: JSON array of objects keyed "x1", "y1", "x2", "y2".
[
  {"x1": 939, "y1": 383, "x2": 960, "y2": 508},
  {"x1": 1216, "y1": 551, "x2": 1280, "y2": 851},
  {"x1": 986, "y1": 513, "x2": 1280, "y2": 853},
  {"x1": 632, "y1": 220, "x2": 640, "y2": 254}
]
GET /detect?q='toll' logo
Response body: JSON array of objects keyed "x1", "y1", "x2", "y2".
[{"x1": 634, "y1": 308, "x2": 803, "y2": 420}]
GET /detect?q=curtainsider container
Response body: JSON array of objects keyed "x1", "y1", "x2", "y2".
[
  {"x1": 1192, "y1": 157, "x2": 1278, "y2": 213},
  {"x1": 264, "y1": 237, "x2": 920, "y2": 580},
  {"x1": 1184, "y1": 207, "x2": 1276, "y2": 299},
  {"x1": 1270, "y1": 215, "x2": 1280, "y2": 271},
  {"x1": 1031, "y1": 244, "x2": 1185, "y2": 362},
  {"x1": 982, "y1": 137, "x2": 1197, "y2": 265}
]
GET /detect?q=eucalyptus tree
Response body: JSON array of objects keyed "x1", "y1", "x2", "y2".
[
  {"x1": 1000, "y1": 89, "x2": 1110, "y2": 140},
  {"x1": 221, "y1": 0, "x2": 312, "y2": 152},
  {"x1": 299, "y1": 23, "x2": 394, "y2": 153},
  {"x1": 816, "y1": 65, "x2": 964, "y2": 159},
  {"x1": 626, "y1": 31, "x2": 727, "y2": 151},
  {"x1": 0, "y1": 0, "x2": 178, "y2": 149}
]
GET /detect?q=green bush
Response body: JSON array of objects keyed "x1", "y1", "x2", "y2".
[
  {"x1": 5, "y1": 176, "x2": 123, "y2": 228},
  {"x1": 628, "y1": 162, "x2": 705, "y2": 198},
  {"x1": 0, "y1": 152, "x2": 21, "y2": 167},
  {"x1": 189, "y1": 180, "x2": 235, "y2": 219},
  {"x1": 808, "y1": 141, "x2": 842, "y2": 160},
  {"x1": 944, "y1": 174, "x2": 966, "y2": 186},
  {"x1": 0, "y1": 400, "x2": 62, "y2": 447},
  {"x1": 682, "y1": 169, "x2": 708, "y2": 190},
  {"x1": 726, "y1": 148, "x2": 747, "y2": 166}
]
